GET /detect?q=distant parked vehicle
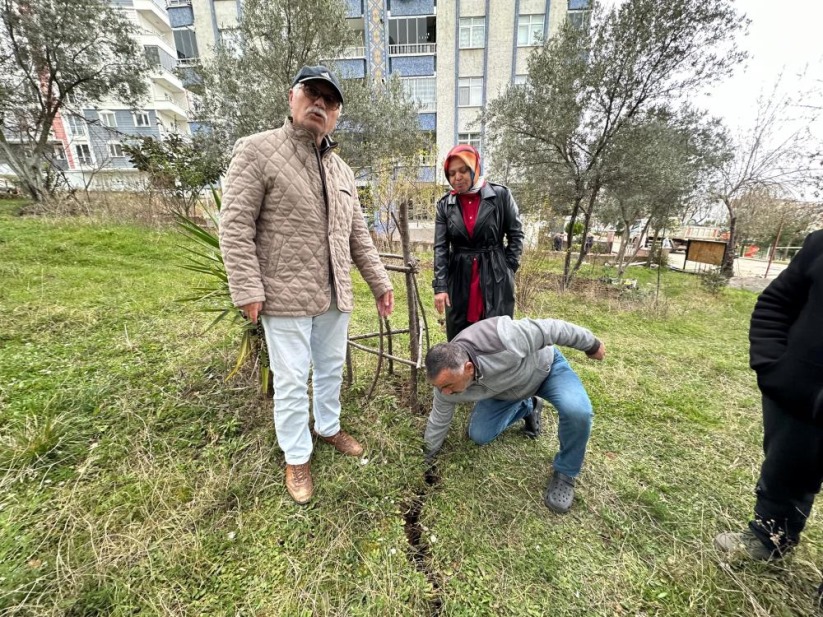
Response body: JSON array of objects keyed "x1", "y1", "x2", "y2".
[{"x1": 668, "y1": 225, "x2": 724, "y2": 252}]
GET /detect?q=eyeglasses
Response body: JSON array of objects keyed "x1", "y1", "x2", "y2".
[{"x1": 300, "y1": 83, "x2": 342, "y2": 110}]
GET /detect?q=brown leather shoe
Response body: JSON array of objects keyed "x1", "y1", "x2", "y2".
[
  {"x1": 317, "y1": 430, "x2": 364, "y2": 457},
  {"x1": 285, "y1": 462, "x2": 313, "y2": 505}
]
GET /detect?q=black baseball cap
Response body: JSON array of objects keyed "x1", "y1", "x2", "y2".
[{"x1": 291, "y1": 65, "x2": 344, "y2": 105}]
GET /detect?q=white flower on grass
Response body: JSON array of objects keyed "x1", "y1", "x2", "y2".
[
  {"x1": 227, "y1": 531, "x2": 236, "y2": 540},
  {"x1": 430, "y1": 534, "x2": 437, "y2": 543},
  {"x1": 360, "y1": 457, "x2": 369, "y2": 465},
  {"x1": 390, "y1": 548, "x2": 397, "y2": 555}
]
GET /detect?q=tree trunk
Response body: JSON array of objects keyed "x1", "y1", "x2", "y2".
[
  {"x1": 398, "y1": 199, "x2": 420, "y2": 413},
  {"x1": 570, "y1": 207, "x2": 595, "y2": 276},
  {"x1": 620, "y1": 218, "x2": 652, "y2": 277},
  {"x1": 615, "y1": 227, "x2": 630, "y2": 276},
  {"x1": 561, "y1": 198, "x2": 583, "y2": 290},
  {"x1": 720, "y1": 199, "x2": 736, "y2": 278},
  {"x1": 646, "y1": 228, "x2": 660, "y2": 267}
]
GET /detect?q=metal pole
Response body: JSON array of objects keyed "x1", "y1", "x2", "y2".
[{"x1": 764, "y1": 213, "x2": 785, "y2": 279}]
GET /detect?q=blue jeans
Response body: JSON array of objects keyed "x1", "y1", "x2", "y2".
[{"x1": 466, "y1": 349, "x2": 593, "y2": 477}]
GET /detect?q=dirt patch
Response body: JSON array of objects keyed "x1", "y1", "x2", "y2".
[{"x1": 728, "y1": 276, "x2": 771, "y2": 294}]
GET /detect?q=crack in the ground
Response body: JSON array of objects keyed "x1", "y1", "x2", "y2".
[{"x1": 403, "y1": 464, "x2": 443, "y2": 616}]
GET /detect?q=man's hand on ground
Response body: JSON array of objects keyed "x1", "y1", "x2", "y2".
[
  {"x1": 587, "y1": 342, "x2": 606, "y2": 361},
  {"x1": 376, "y1": 290, "x2": 394, "y2": 317},
  {"x1": 240, "y1": 301, "x2": 263, "y2": 324}
]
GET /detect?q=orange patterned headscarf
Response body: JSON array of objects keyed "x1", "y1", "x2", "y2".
[{"x1": 444, "y1": 144, "x2": 485, "y2": 194}]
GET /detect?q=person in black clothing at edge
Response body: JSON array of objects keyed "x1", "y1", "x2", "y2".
[
  {"x1": 715, "y1": 231, "x2": 823, "y2": 579},
  {"x1": 432, "y1": 144, "x2": 525, "y2": 341}
]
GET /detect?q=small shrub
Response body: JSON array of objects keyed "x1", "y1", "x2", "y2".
[{"x1": 700, "y1": 269, "x2": 728, "y2": 295}]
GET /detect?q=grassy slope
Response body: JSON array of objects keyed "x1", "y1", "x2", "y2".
[{"x1": 1, "y1": 200, "x2": 820, "y2": 616}]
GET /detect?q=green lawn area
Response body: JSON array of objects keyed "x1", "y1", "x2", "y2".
[{"x1": 1, "y1": 199, "x2": 821, "y2": 615}]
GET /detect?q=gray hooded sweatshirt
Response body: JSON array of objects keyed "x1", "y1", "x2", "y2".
[{"x1": 424, "y1": 316, "x2": 601, "y2": 455}]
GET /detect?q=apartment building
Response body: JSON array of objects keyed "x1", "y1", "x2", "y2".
[
  {"x1": 55, "y1": 0, "x2": 192, "y2": 187},
  {"x1": 162, "y1": 0, "x2": 589, "y2": 184}
]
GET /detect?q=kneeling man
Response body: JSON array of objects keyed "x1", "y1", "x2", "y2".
[{"x1": 424, "y1": 316, "x2": 605, "y2": 513}]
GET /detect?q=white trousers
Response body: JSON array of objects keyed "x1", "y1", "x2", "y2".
[{"x1": 260, "y1": 301, "x2": 351, "y2": 465}]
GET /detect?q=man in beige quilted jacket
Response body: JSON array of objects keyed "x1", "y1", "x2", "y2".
[{"x1": 219, "y1": 65, "x2": 394, "y2": 505}]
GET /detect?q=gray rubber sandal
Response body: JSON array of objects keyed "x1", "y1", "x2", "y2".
[{"x1": 544, "y1": 471, "x2": 575, "y2": 513}]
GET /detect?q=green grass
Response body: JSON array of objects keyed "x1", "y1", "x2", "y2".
[{"x1": 1, "y1": 199, "x2": 821, "y2": 616}]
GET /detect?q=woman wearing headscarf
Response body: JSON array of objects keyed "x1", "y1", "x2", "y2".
[{"x1": 433, "y1": 144, "x2": 525, "y2": 340}]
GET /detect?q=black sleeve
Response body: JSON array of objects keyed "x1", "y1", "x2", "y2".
[
  {"x1": 749, "y1": 233, "x2": 815, "y2": 372},
  {"x1": 500, "y1": 187, "x2": 525, "y2": 272},
  {"x1": 432, "y1": 197, "x2": 450, "y2": 293}
]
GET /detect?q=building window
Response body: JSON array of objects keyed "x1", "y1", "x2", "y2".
[
  {"x1": 107, "y1": 142, "x2": 125, "y2": 158},
  {"x1": 568, "y1": 0, "x2": 591, "y2": 30},
  {"x1": 219, "y1": 28, "x2": 241, "y2": 56},
  {"x1": 174, "y1": 27, "x2": 200, "y2": 63},
  {"x1": 53, "y1": 144, "x2": 66, "y2": 160},
  {"x1": 513, "y1": 74, "x2": 528, "y2": 86},
  {"x1": 133, "y1": 111, "x2": 151, "y2": 128},
  {"x1": 458, "y1": 133, "x2": 482, "y2": 154},
  {"x1": 389, "y1": 16, "x2": 436, "y2": 54},
  {"x1": 459, "y1": 17, "x2": 485, "y2": 49},
  {"x1": 67, "y1": 115, "x2": 87, "y2": 137},
  {"x1": 401, "y1": 76, "x2": 436, "y2": 112},
  {"x1": 518, "y1": 14, "x2": 545, "y2": 46},
  {"x1": 347, "y1": 17, "x2": 366, "y2": 46},
  {"x1": 458, "y1": 77, "x2": 483, "y2": 107},
  {"x1": 75, "y1": 144, "x2": 92, "y2": 165},
  {"x1": 98, "y1": 111, "x2": 117, "y2": 128}
]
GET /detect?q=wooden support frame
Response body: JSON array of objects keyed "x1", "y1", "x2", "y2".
[{"x1": 346, "y1": 201, "x2": 430, "y2": 413}]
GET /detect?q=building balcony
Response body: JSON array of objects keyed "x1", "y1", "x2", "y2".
[
  {"x1": 134, "y1": 0, "x2": 170, "y2": 32},
  {"x1": 153, "y1": 96, "x2": 189, "y2": 122},
  {"x1": 337, "y1": 46, "x2": 366, "y2": 59},
  {"x1": 167, "y1": 0, "x2": 190, "y2": 6},
  {"x1": 389, "y1": 43, "x2": 436, "y2": 56},
  {"x1": 140, "y1": 29, "x2": 176, "y2": 58},
  {"x1": 149, "y1": 66, "x2": 184, "y2": 91}
]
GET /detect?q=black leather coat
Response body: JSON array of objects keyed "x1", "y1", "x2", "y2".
[
  {"x1": 433, "y1": 182, "x2": 525, "y2": 340},
  {"x1": 749, "y1": 230, "x2": 823, "y2": 424}
]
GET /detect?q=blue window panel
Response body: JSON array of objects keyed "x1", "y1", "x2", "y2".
[
  {"x1": 390, "y1": 0, "x2": 435, "y2": 16},
  {"x1": 168, "y1": 6, "x2": 194, "y2": 27},
  {"x1": 189, "y1": 122, "x2": 211, "y2": 134},
  {"x1": 345, "y1": 0, "x2": 363, "y2": 17},
  {"x1": 568, "y1": 0, "x2": 590, "y2": 9},
  {"x1": 389, "y1": 55, "x2": 435, "y2": 77},
  {"x1": 417, "y1": 113, "x2": 436, "y2": 131},
  {"x1": 337, "y1": 59, "x2": 366, "y2": 79},
  {"x1": 418, "y1": 166, "x2": 435, "y2": 183},
  {"x1": 111, "y1": 0, "x2": 134, "y2": 7}
]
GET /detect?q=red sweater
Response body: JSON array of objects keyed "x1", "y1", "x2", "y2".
[{"x1": 458, "y1": 192, "x2": 484, "y2": 323}]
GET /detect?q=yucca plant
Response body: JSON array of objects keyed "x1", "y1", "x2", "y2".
[{"x1": 175, "y1": 189, "x2": 271, "y2": 393}]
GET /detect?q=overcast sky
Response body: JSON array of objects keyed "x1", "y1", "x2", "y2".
[
  {"x1": 699, "y1": 0, "x2": 823, "y2": 131},
  {"x1": 601, "y1": 0, "x2": 823, "y2": 132}
]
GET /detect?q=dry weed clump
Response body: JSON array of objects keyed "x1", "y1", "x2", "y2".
[{"x1": 17, "y1": 190, "x2": 219, "y2": 229}]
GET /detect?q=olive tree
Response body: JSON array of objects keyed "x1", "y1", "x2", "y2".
[{"x1": 485, "y1": 0, "x2": 747, "y2": 287}]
